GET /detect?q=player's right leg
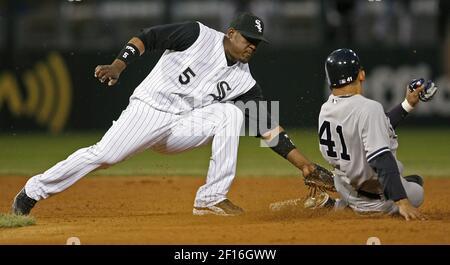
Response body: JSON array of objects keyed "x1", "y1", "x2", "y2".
[
  {"x1": 151, "y1": 103, "x2": 245, "y2": 216},
  {"x1": 12, "y1": 99, "x2": 174, "y2": 215}
]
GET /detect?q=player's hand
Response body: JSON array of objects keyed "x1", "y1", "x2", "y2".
[
  {"x1": 94, "y1": 60, "x2": 126, "y2": 86},
  {"x1": 406, "y1": 81, "x2": 425, "y2": 107},
  {"x1": 301, "y1": 163, "x2": 315, "y2": 178},
  {"x1": 396, "y1": 199, "x2": 426, "y2": 221}
]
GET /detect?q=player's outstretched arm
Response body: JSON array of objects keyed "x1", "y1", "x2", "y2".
[
  {"x1": 261, "y1": 126, "x2": 315, "y2": 177},
  {"x1": 286, "y1": 148, "x2": 315, "y2": 177},
  {"x1": 385, "y1": 83, "x2": 424, "y2": 128},
  {"x1": 387, "y1": 78, "x2": 438, "y2": 128},
  {"x1": 261, "y1": 126, "x2": 335, "y2": 192},
  {"x1": 94, "y1": 22, "x2": 199, "y2": 87},
  {"x1": 94, "y1": 37, "x2": 145, "y2": 86}
]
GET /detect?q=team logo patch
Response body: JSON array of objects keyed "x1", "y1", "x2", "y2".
[
  {"x1": 255, "y1": 19, "x2": 263, "y2": 33},
  {"x1": 209, "y1": 81, "x2": 231, "y2": 101}
]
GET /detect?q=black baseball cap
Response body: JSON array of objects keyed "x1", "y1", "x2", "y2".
[{"x1": 229, "y1": 12, "x2": 269, "y2": 44}]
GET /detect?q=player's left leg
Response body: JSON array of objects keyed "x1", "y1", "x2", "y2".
[
  {"x1": 150, "y1": 102, "x2": 244, "y2": 215},
  {"x1": 333, "y1": 174, "x2": 424, "y2": 215},
  {"x1": 333, "y1": 175, "x2": 398, "y2": 214},
  {"x1": 12, "y1": 100, "x2": 175, "y2": 215}
]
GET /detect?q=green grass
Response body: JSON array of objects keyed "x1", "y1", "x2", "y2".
[
  {"x1": 0, "y1": 214, "x2": 36, "y2": 228},
  {"x1": 0, "y1": 128, "x2": 449, "y2": 178}
]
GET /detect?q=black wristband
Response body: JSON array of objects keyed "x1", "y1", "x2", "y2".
[
  {"x1": 116, "y1": 43, "x2": 140, "y2": 65},
  {"x1": 268, "y1": 131, "x2": 296, "y2": 158}
]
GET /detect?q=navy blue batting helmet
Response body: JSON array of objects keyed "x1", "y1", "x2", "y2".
[{"x1": 325, "y1": 48, "x2": 361, "y2": 88}]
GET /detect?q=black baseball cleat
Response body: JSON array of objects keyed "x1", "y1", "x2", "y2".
[
  {"x1": 12, "y1": 188, "x2": 37, "y2": 216},
  {"x1": 404, "y1": 175, "x2": 424, "y2": 187}
]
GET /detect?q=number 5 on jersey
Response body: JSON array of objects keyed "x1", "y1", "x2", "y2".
[
  {"x1": 319, "y1": 120, "x2": 350, "y2": 161},
  {"x1": 179, "y1": 67, "x2": 196, "y2": 85}
]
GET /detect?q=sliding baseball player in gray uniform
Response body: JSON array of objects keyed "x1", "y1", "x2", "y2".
[
  {"x1": 12, "y1": 13, "x2": 328, "y2": 217},
  {"x1": 319, "y1": 48, "x2": 437, "y2": 220}
]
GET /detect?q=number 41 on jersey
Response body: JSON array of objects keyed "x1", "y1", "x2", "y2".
[{"x1": 319, "y1": 120, "x2": 350, "y2": 161}]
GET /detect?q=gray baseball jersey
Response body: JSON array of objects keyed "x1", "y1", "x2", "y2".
[{"x1": 318, "y1": 94, "x2": 403, "y2": 193}]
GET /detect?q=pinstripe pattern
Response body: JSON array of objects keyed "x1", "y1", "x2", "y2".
[
  {"x1": 131, "y1": 22, "x2": 255, "y2": 114},
  {"x1": 25, "y1": 100, "x2": 175, "y2": 200},
  {"x1": 25, "y1": 22, "x2": 252, "y2": 208},
  {"x1": 151, "y1": 103, "x2": 243, "y2": 207}
]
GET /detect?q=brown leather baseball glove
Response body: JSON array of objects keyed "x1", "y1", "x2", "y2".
[{"x1": 304, "y1": 164, "x2": 336, "y2": 192}]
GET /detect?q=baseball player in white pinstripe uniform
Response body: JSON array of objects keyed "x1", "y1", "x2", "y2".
[
  {"x1": 12, "y1": 13, "x2": 328, "y2": 217},
  {"x1": 319, "y1": 48, "x2": 437, "y2": 220}
]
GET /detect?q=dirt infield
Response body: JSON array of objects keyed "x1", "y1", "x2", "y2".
[{"x1": 1, "y1": 176, "x2": 450, "y2": 244}]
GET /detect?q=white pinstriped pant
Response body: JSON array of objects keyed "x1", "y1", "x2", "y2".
[{"x1": 25, "y1": 99, "x2": 244, "y2": 208}]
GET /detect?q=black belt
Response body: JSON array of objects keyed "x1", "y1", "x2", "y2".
[{"x1": 357, "y1": 189, "x2": 382, "y2": 200}]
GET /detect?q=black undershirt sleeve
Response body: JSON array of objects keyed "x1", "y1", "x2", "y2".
[
  {"x1": 232, "y1": 83, "x2": 278, "y2": 137},
  {"x1": 368, "y1": 151, "x2": 407, "y2": 202},
  {"x1": 137, "y1": 21, "x2": 200, "y2": 52},
  {"x1": 386, "y1": 103, "x2": 409, "y2": 129}
]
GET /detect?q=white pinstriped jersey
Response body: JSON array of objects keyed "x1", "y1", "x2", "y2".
[
  {"x1": 131, "y1": 22, "x2": 256, "y2": 114},
  {"x1": 23, "y1": 20, "x2": 258, "y2": 208},
  {"x1": 318, "y1": 94, "x2": 403, "y2": 191}
]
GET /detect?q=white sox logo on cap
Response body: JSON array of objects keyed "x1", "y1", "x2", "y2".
[{"x1": 255, "y1": 19, "x2": 262, "y2": 33}]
